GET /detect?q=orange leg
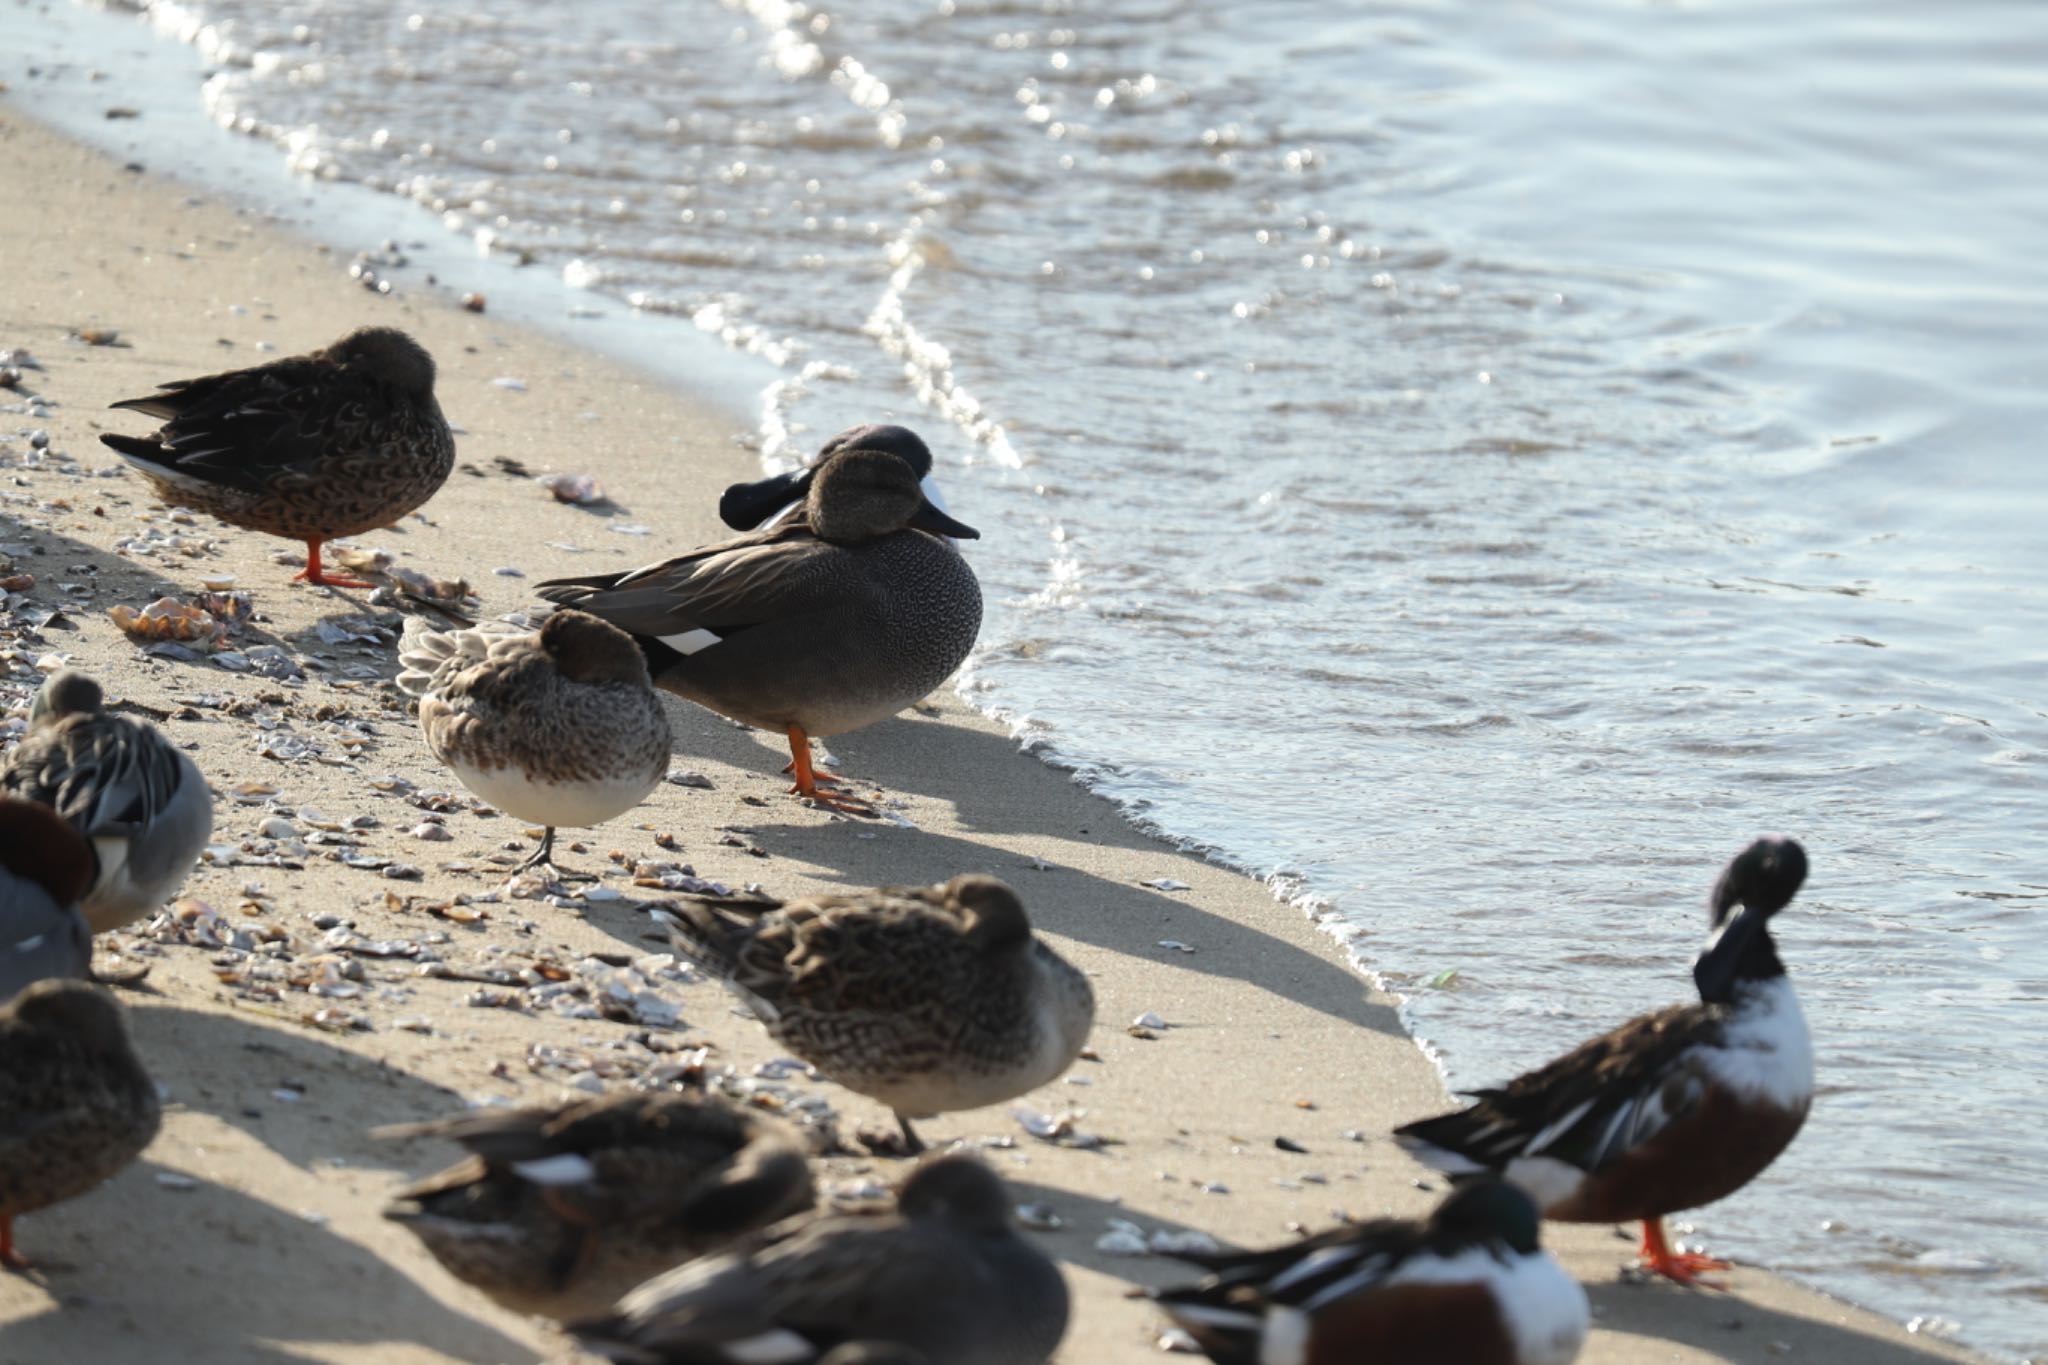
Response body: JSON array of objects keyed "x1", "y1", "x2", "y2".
[
  {"x1": 1, "y1": 1214, "x2": 27, "y2": 1271},
  {"x1": 291, "y1": 539, "x2": 376, "y2": 589},
  {"x1": 1639, "y1": 1218, "x2": 1731, "y2": 1289},
  {"x1": 784, "y1": 724, "x2": 876, "y2": 816}
]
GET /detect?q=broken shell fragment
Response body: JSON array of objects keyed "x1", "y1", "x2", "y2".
[{"x1": 539, "y1": 472, "x2": 606, "y2": 505}]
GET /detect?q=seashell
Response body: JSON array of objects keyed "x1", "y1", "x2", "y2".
[{"x1": 539, "y1": 472, "x2": 606, "y2": 505}]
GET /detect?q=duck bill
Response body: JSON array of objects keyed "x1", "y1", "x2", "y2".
[
  {"x1": 719, "y1": 468, "x2": 814, "y2": 531},
  {"x1": 911, "y1": 499, "x2": 980, "y2": 540},
  {"x1": 1693, "y1": 903, "x2": 1765, "y2": 1003}
]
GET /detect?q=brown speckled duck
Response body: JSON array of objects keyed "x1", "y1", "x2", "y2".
[
  {"x1": 573, "y1": 1155, "x2": 1067, "y2": 1365},
  {"x1": 99, "y1": 326, "x2": 455, "y2": 587},
  {"x1": 1, "y1": 670, "x2": 212, "y2": 934},
  {"x1": 537, "y1": 442, "x2": 981, "y2": 815},
  {"x1": 0, "y1": 978, "x2": 161, "y2": 1268},
  {"x1": 378, "y1": 1090, "x2": 815, "y2": 1322},
  {"x1": 0, "y1": 799, "x2": 95, "y2": 1000},
  {"x1": 395, "y1": 610, "x2": 672, "y2": 874},
  {"x1": 655, "y1": 875, "x2": 1094, "y2": 1153}
]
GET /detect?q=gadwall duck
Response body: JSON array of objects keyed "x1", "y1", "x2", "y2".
[
  {"x1": 0, "y1": 978, "x2": 161, "y2": 1268},
  {"x1": 655, "y1": 875, "x2": 1093, "y2": 1153},
  {"x1": 1, "y1": 670, "x2": 212, "y2": 934},
  {"x1": 1155, "y1": 1181, "x2": 1588, "y2": 1365},
  {"x1": 0, "y1": 799, "x2": 95, "y2": 1000},
  {"x1": 718, "y1": 423, "x2": 950, "y2": 534},
  {"x1": 100, "y1": 326, "x2": 455, "y2": 587},
  {"x1": 574, "y1": 1155, "x2": 1067, "y2": 1365},
  {"x1": 378, "y1": 1090, "x2": 813, "y2": 1322},
  {"x1": 538, "y1": 444, "x2": 980, "y2": 815},
  {"x1": 1396, "y1": 836, "x2": 1812, "y2": 1286},
  {"x1": 396, "y1": 610, "x2": 672, "y2": 875}
]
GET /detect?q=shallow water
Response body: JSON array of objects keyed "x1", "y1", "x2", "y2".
[{"x1": 9, "y1": 0, "x2": 2047, "y2": 1354}]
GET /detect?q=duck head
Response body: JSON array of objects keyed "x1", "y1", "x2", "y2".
[
  {"x1": 1693, "y1": 835, "x2": 1807, "y2": 1004},
  {"x1": 808, "y1": 447, "x2": 978, "y2": 544},
  {"x1": 332, "y1": 327, "x2": 438, "y2": 397}
]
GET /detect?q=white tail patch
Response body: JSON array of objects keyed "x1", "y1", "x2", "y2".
[
  {"x1": 510, "y1": 1153, "x2": 597, "y2": 1187},
  {"x1": 656, "y1": 627, "x2": 722, "y2": 656}
]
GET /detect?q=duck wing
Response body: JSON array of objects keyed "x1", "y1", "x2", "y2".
[
  {"x1": 536, "y1": 522, "x2": 860, "y2": 640},
  {"x1": 102, "y1": 352, "x2": 373, "y2": 490}
]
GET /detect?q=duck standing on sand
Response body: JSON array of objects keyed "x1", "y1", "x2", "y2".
[
  {"x1": 1395, "y1": 836, "x2": 1813, "y2": 1286},
  {"x1": 0, "y1": 799, "x2": 96, "y2": 999},
  {"x1": 572, "y1": 1155, "x2": 1068, "y2": 1365},
  {"x1": 717, "y1": 423, "x2": 952, "y2": 535},
  {"x1": 537, "y1": 442, "x2": 981, "y2": 816},
  {"x1": 1, "y1": 670, "x2": 211, "y2": 935},
  {"x1": 99, "y1": 326, "x2": 455, "y2": 588},
  {"x1": 1155, "y1": 1180, "x2": 1588, "y2": 1365},
  {"x1": 378, "y1": 1091, "x2": 814, "y2": 1322},
  {"x1": 0, "y1": 978, "x2": 162, "y2": 1268},
  {"x1": 395, "y1": 611, "x2": 672, "y2": 875},
  {"x1": 655, "y1": 874, "x2": 1094, "y2": 1154}
]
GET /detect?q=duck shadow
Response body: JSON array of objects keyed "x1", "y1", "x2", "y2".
[
  {"x1": 126, "y1": 1000, "x2": 468, "y2": 1175},
  {"x1": 0, "y1": 1160, "x2": 538, "y2": 1365},
  {"x1": 700, "y1": 818, "x2": 1392, "y2": 1039},
  {"x1": 1583, "y1": 1278, "x2": 1967, "y2": 1363}
]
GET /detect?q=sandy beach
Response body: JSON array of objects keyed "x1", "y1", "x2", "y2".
[{"x1": 0, "y1": 108, "x2": 1985, "y2": 1365}]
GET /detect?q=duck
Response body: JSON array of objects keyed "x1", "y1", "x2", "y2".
[
  {"x1": 654, "y1": 874, "x2": 1094, "y2": 1154},
  {"x1": 1394, "y1": 835, "x2": 1812, "y2": 1286},
  {"x1": 0, "y1": 978, "x2": 162, "y2": 1268},
  {"x1": 537, "y1": 442, "x2": 981, "y2": 816},
  {"x1": 717, "y1": 423, "x2": 951, "y2": 536},
  {"x1": 1, "y1": 670, "x2": 212, "y2": 934},
  {"x1": 0, "y1": 798, "x2": 96, "y2": 1000},
  {"x1": 99, "y1": 326, "x2": 455, "y2": 588},
  {"x1": 395, "y1": 610, "x2": 672, "y2": 875},
  {"x1": 1154, "y1": 1180, "x2": 1588, "y2": 1365},
  {"x1": 377, "y1": 1090, "x2": 814, "y2": 1322},
  {"x1": 572, "y1": 1154, "x2": 1068, "y2": 1365}
]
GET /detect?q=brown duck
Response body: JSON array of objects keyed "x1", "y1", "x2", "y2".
[
  {"x1": 537, "y1": 442, "x2": 981, "y2": 815},
  {"x1": 378, "y1": 1090, "x2": 815, "y2": 1321},
  {"x1": 0, "y1": 978, "x2": 161, "y2": 1268},
  {"x1": 100, "y1": 326, "x2": 455, "y2": 587},
  {"x1": 655, "y1": 875, "x2": 1094, "y2": 1153}
]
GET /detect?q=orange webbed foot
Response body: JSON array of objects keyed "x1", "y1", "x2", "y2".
[
  {"x1": 782, "y1": 724, "x2": 879, "y2": 817},
  {"x1": 1639, "y1": 1219, "x2": 1731, "y2": 1290},
  {"x1": 292, "y1": 541, "x2": 377, "y2": 589}
]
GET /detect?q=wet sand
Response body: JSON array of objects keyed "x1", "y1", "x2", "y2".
[{"x1": 0, "y1": 108, "x2": 1983, "y2": 1364}]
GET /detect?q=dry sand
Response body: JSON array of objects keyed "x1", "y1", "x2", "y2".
[{"x1": 0, "y1": 108, "x2": 1982, "y2": 1364}]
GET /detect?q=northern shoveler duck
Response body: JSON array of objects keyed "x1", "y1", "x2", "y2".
[
  {"x1": 536, "y1": 444, "x2": 981, "y2": 816},
  {"x1": 572, "y1": 1154, "x2": 1068, "y2": 1365},
  {"x1": 1394, "y1": 836, "x2": 1812, "y2": 1286},
  {"x1": 717, "y1": 423, "x2": 948, "y2": 535},
  {"x1": 1, "y1": 670, "x2": 212, "y2": 934},
  {"x1": 378, "y1": 1090, "x2": 814, "y2": 1322},
  {"x1": 99, "y1": 326, "x2": 455, "y2": 587},
  {"x1": 654, "y1": 875, "x2": 1093, "y2": 1153},
  {"x1": 1155, "y1": 1180, "x2": 1589, "y2": 1365},
  {"x1": 395, "y1": 610, "x2": 672, "y2": 876},
  {"x1": 0, "y1": 978, "x2": 161, "y2": 1268},
  {"x1": 0, "y1": 799, "x2": 95, "y2": 1000}
]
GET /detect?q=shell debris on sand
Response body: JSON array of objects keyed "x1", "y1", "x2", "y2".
[{"x1": 539, "y1": 472, "x2": 607, "y2": 505}]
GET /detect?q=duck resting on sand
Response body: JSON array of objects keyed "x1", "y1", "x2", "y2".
[
  {"x1": 100, "y1": 326, "x2": 455, "y2": 588},
  {"x1": 1395, "y1": 836, "x2": 1813, "y2": 1287},
  {"x1": 537, "y1": 442, "x2": 980, "y2": 816},
  {"x1": 396, "y1": 610, "x2": 672, "y2": 876},
  {"x1": 654, "y1": 874, "x2": 1093, "y2": 1155},
  {"x1": 1154, "y1": 1180, "x2": 1588, "y2": 1365},
  {"x1": 0, "y1": 670, "x2": 211, "y2": 936}
]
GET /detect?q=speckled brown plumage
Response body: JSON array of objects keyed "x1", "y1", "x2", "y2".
[
  {"x1": 396, "y1": 611, "x2": 671, "y2": 870},
  {"x1": 379, "y1": 1090, "x2": 814, "y2": 1322},
  {"x1": 536, "y1": 442, "x2": 981, "y2": 813},
  {"x1": 574, "y1": 1155, "x2": 1068, "y2": 1365},
  {"x1": 0, "y1": 670, "x2": 213, "y2": 934},
  {"x1": 0, "y1": 978, "x2": 161, "y2": 1267},
  {"x1": 658, "y1": 875, "x2": 1094, "y2": 1150},
  {"x1": 100, "y1": 326, "x2": 454, "y2": 586}
]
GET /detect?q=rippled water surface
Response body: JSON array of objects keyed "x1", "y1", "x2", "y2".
[{"x1": 12, "y1": 0, "x2": 2048, "y2": 1354}]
